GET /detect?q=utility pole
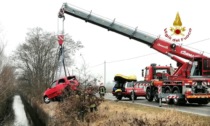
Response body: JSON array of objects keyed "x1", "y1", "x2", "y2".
[
  {"x1": 104, "y1": 61, "x2": 106, "y2": 86},
  {"x1": 80, "y1": 53, "x2": 86, "y2": 80}
]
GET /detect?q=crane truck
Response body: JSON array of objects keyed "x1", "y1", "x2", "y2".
[{"x1": 58, "y1": 3, "x2": 210, "y2": 105}]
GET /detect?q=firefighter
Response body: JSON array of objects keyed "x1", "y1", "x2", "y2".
[
  {"x1": 99, "y1": 84, "x2": 106, "y2": 98},
  {"x1": 88, "y1": 94, "x2": 98, "y2": 112},
  {"x1": 86, "y1": 84, "x2": 98, "y2": 112}
]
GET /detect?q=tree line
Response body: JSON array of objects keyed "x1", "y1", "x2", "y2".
[
  {"x1": 13, "y1": 27, "x2": 84, "y2": 97},
  {"x1": 0, "y1": 26, "x2": 86, "y2": 124}
]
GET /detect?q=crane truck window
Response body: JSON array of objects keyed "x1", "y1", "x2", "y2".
[
  {"x1": 146, "y1": 69, "x2": 149, "y2": 76},
  {"x1": 204, "y1": 59, "x2": 210, "y2": 70}
]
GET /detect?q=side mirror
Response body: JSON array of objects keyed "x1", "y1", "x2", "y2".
[{"x1": 142, "y1": 69, "x2": 144, "y2": 77}]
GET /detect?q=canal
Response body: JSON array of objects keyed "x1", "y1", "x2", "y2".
[{"x1": 4, "y1": 95, "x2": 45, "y2": 126}]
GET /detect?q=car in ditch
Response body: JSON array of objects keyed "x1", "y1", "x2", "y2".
[{"x1": 43, "y1": 75, "x2": 79, "y2": 104}]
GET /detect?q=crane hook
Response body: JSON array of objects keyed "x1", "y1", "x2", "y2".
[{"x1": 58, "y1": 8, "x2": 65, "y2": 20}]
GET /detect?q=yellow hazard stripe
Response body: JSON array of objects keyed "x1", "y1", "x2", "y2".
[{"x1": 186, "y1": 95, "x2": 210, "y2": 98}]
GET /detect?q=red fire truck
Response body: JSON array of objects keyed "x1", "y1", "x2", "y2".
[{"x1": 58, "y1": 3, "x2": 210, "y2": 105}]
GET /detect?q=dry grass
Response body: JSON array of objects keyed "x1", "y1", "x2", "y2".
[
  {"x1": 87, "y1": 100, "x2": 210, "y2": 126},
  {"x1": 41, "y1": 99, "x2": 210, "y2": 126}
]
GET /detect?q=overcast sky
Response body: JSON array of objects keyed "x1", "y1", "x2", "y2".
[{"x1": 1, "y1": 0, "x2": 210, "y2": 83}]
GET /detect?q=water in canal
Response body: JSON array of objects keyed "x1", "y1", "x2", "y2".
[{"x1": 13, "y1": 95, "x2": 29, "y2": 126}]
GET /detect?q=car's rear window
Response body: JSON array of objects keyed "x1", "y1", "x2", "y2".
[{"x1": 58, "y1": 79, "x2": 65, "y2": 84}]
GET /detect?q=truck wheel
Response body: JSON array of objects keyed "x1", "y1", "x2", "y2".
[
  {"x1": 166, "y1": 98, "x2": 173, "y2": 104},
  {"x1": 179, "y1": 99, "x2": 187, "y2": 105},
  {"x1": 187, "y1": 99, "x2": 194, "y2": 104},
  {"x1": 173, "y1": 98, "x2": 179, "y2": 105},
  {"x1": 154, "y1": 89, "x2": 159, "y2": 103},
  {"x1": 173, "y1": 98, "x2": 186, "y2": 105},
  {"x1": 146, "y1": 88, "x2": 153, "y2": 102},
  {"x1": 198, "y1": 99, "x2": 209, "y2": 105},
  {"x1": 117, "y1": 96, "x2": 122, "y2": 100}
]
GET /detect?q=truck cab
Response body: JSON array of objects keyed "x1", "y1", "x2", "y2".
[{"x1": 143, "y1": 63, "x2": 172, "y2": 81}]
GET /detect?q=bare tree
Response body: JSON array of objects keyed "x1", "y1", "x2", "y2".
[
  {"x1": 0, "y1": 28, "x2": 6, "y2": 72},
  {"x1": 0, "y1": 44, "x2": 4, "y2": 71},
  {"x1": 76, "y1": 60, "x2": 103, "y2": 89},
  {"x1": 13, "y1": 27, "x2": 83, "y2": 95},
  {"x1": 0, "y1": 29, "x2": 16, "y2": 124}
]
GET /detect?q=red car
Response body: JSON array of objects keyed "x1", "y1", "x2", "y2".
[{"x1": 43, "y1": 76, "x2": 79, "y2": 104}]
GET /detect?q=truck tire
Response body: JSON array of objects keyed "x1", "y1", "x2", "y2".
[
  {"x1": 173, "y1": 98, "x2": 179, "y2": 105},
  {"x1": 174, "y1": 98, "x2": 187, "y2": 105},
  {"x1": 174, "y1": 98, "x2": 186, "y2": 105},
  {"x1": 117, "y1": 96, "x2": 122, "y2": 100},
  {"x1": 180, "y1": 99, "x2": 187, "y2": 105},
  {"x1": 116, "y1": 91, "x2": 122, "y2": 100},
  {"x1": 146, "y1": 88, "x2": 153, "y2": 102},
  {"x1": 172, "y1": 88, "x2": 186, "y2": 105},
  {"x1": 166, "y1": 98, "x2": 173, "y2": 104},
  {"x1": 198, "y1": 99, "x2": 209, "y2": 105}
]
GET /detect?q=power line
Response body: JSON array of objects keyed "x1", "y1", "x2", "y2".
[
  {"x1": 89, "y1": 62, "x2": 104, "y2": 68},
  {"x1": 89, "y1": 53, "x2": 157, "y2": 68},
  {"x1": 182, "y1": 38, "x2": 210, "y2": 54},
  {"x1": 185, "y1": 38, "x2": 210, "y2": 46},
  {"x1": 106, "y1": 38, "x2": 210, "y2": 63},
  {"x1": 107, "y1": 52, "x2": 157, "y2": 63},
  {"x1": 88, "y1": 37, "x2": 210, "y2": 67}
]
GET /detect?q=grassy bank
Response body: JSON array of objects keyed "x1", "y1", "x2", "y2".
[
  {"x1": 41, "y1": 99, "x2": 210, "y2": 126},
  {"x1": 88, "y1": 100, "x2": 210, "y2": 126}
]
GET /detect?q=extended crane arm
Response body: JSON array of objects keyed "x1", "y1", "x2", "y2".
[
  {"x1": 58, "y1": 3, "x2": 207, "y2": 61},
  {"x1": 59, "y1": 3, "x2": 156, "y2": 46}
]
